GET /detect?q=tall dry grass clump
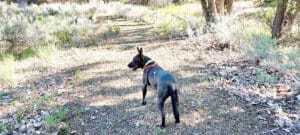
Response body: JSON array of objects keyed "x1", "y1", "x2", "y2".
[
  {"x1": 0, "y1": 0, "x2": 102, "y2": 85},
  {"x1": 213, "y1": 15, "x2": 299, "y2": 72}
]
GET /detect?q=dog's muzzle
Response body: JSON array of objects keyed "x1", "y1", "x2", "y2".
[{"x1": 128, "y1": 63, "x2": 138, "y2": 71}]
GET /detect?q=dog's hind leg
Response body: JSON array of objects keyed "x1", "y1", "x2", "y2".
[
  {"x1": 142, "y1": 85, "x2": 147, "y2": 105},
  {"x1": 171, "y1": 89, "x2": 180, "y2": 123},
  {"x1": 157, "y1": 96, "x2": 167, "y2": 128}
]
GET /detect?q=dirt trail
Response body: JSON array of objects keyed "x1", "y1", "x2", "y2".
[
  {"x1": 0, "y1": 18, "x2": 294, "y2": 135},
  {"x1": 59, "y1": 19, "x2": 270, "y2": 134},
  {"x1": 0, "y1": 1, "x2": 300, "y2": 135},
  {"x1": 1, "y1": 3, "x2": 297, "y2": 134}
]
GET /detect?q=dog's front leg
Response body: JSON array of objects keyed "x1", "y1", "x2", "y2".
[{"x1": 142, "y1": 84, "x2": 147, "y2": 105}]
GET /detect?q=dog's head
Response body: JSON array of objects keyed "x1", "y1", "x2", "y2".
[{"x1": 128, "y1": 47, "x2": 145, "y2": 71}]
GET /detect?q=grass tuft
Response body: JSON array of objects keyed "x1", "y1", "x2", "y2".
[
  {"x1": 44, "y1": 107, "x2": 68, "y2": 132},
  {"x1": 0, "y1": 54, "x2": 16, "y2": 84}
]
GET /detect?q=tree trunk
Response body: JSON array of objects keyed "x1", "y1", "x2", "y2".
[
  {"x1": 216, "y1": 0, "x2": 224, "y2": 15},
  {"x1": 201, "y1": 0, "x2": 209, "y2": 23},
  {"x1": 272, "y1": 0, "x2": 289, "y2": 39},
  {"x1": 201, "y1": 0, "x2": 234, "y2": 33},
  {"x1": 208, "y1": 0, "x2": 217, "y2": 23},
  {"x1": 224, "y1": 0, "x2": 233, "y2": 14}
]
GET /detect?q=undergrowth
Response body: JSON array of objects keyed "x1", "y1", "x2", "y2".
[
  {"x1": 43, "y1": 107, "x2": 68, "y2": 132},
  {"x1": 214, "y1": 16, "x2": 299, "y2": 72}
]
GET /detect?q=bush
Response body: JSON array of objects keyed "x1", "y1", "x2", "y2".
[
  {"x1": 20, "y1": 46, "x2": 37, "y2": 59},
  {"x1": 252, "y1": 10, "x2": 275, "y2": 26},
  {"x1": 255, "y1": 0, "x2": 277, "y2": 7},
  {"x1": 105, "y1": 24, "x2": 121, "y2": 37},
  {"x1": 1, "y1": 20, "x2": 28, "y2": 53},
  {"x1": 46, "y1": 8, "x2": 59, "y2": 16},
  {"x1": 54, "y1": 29, "x2": 75, "y2": 47},
  {"x1": 86, "y1": 8, "x2": 96, "y2": 21},
  {"x1": 255, "y1": 68, "x2": 276, "y2": 86},
  {"x1": 283, "y1": 47, "x2": 300, "y2": 70},
  {"x1": 160, "y1": 23, "x2": 175, "y2": 36},
  {"x1": 244, "y1": 34, "x2": 282, "y2": 65},
  {"x1": 214, "y1": 17, "x2": 291, "y2": 69},
  {"x1": 44, "y1": 107, "x2": 68, "y2": 132}
]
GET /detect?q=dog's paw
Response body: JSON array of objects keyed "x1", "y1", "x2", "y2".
[
  {"x1": 141, "y1": 101, "x2": 147, "y2": 105},
  {"x1": 175, "y1": 116, "x2": 180, "y2": 123},
  {"x1": 175, "y1": 119, "x2": 180, "y2": 123},
  {"x1": 156, "y1": 124, "x2": 165, "y2": 129}
]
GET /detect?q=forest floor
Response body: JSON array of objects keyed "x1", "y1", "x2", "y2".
[{"x1": 0, "y1": 1, "x2": 299, "y2": 135}]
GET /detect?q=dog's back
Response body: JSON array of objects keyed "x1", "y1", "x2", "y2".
[{"x1": 145, "y1": 66, "x2": 176, "y2": 88}]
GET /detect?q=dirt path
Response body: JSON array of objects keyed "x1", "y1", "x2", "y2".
[
  {"x1": 58, "y1": 19, "x2": 271, "y2": 134},
  {"x1": 1, "y1": 4, "x2": 298, "y2": 134}
]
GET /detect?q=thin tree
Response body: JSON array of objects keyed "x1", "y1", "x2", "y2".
[
  {"x1": 201, "y1": 0, "x2": 233, "y2": 24},
  {"x1": 216, "y1": 0, "x2": 224, "y2": 15},
  {"x1": 200, "y1": 0, "x2": 218, "y2": 24},
  {"x1": 224, "y1": 0, "x2": 233, "y2": 14},
  {"x1": 272, "y1": 0, "x2": 289, "y2": 39}
]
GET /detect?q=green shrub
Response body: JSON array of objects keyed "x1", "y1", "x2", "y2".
[
  {"x1": 255, "y1": 0, "x2": 277, "y2": 7},
  {"x1": 76, "y1": 0, "x2": 89, "y2": 4},
  {"x1": 2, "y1": 20, "x2": 28, "y2": 52},
  {"x1": 179, "y1": 20, "x2": 187, "y2": 30},
  {"x1": 44, "y1": 107, "x2": 68, "y2": 132},
  {"x1": 16, "y1": 108, "x2": 30, "y2": 123},
  {"x1": 246, "y1": 34, "x2": 279, "y2": 60},
  {"x1": 75, "y1": 107, "x2": 85, "y2": 115},
  {"x1": 0, "y1": 51, "x2": 4, "y2": 61},
  {"x1": 20, "y1": 46, "x2": 37, "y2": 60},
  {"x1": 105, "y1": 24, "x2": 121, "y2": 37},
  {"x1": 5, "y1": 0, "x2": 12, "y2": 5},
  {"x1": 35, "y1": 93, "x2": 58, "y2": 106},
  {"x1": 154, "y1": 127, "x2": 162, "y2": 135},
  {"x1": 55, "y1": 29, "x2": 75, "y2": 47},
  {"x1": 215, "y1": 18, "x2": 291, "y2": 70},
  {"x1": 86, "y1": 8, "x2": 96, "y2": 21},
  {"x1": 252, "y1": 10, "x2": 275, "y2": 26},
  {"x1": 0, "y1": 120, "x2": 13, "y2": 134},
  {"x1": 64, "y1": 11, "x2": 72, "y2": 17},
  {"x1": 46, "y1": 8, "x2": 59, "y2": 16},
  {"x1": 38, "y1": 14, "x2": 46, "y2": 22},
  {"x1": 283, "y1": 47, "x2": 300, "y2": 70},
  {"x1": 255, "y1": 68, "x2": 276, "y2": 86},
  {"x1": 160, "y1": 23, "x2": 175, "y2": 36}
]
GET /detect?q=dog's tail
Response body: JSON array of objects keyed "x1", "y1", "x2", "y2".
[{"x1": 169, "y1": 84, "x2": 179, "y2": 107}]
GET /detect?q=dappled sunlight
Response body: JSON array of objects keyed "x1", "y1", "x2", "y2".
[
  {"x1": 181, "y1": 111, "x2": 206, "y2": 126},
  {"x1": 0, "y1": 0, "x2": 298, "y2": 134},
  {"x1": 88, "y1": 96, "x2": 123, "y2": 107},
  {"x1": 230, "y1": 106, "x2": 245, "y2": 113}
]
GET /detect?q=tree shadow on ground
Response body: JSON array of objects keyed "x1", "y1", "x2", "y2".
[{"x1": 59, "y1": 73, "x2": 267, "y2": 134}]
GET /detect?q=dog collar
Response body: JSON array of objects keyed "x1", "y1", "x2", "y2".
[
  {"x1": 144, "y1": 60, "x2": 154, "y2": 68},
  {"x1": 143, "y1": 60, "x2": 155, "y2": 70}
]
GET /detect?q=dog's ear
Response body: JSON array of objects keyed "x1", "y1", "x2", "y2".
[
  {"x1": 139, "y1": 48, "x2": 143, "y2": 55},
  {"x1": 137, "y1": 47, "x2": 143, "y2": 56},
  {"x1": 137, "y1": 47, "x2": 144, "y2": 60}
]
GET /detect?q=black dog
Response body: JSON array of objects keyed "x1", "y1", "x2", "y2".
[{"x1": 128, "y1": 47, "x2": 180, "y2": 128}]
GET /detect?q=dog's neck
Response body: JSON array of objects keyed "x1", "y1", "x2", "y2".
[
  {"x1": 143, "y1": 57, "x2": 156, "y2": 70},
  {"x1": 144, "y1": 59, "x2": 154, "y2": 67}
]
